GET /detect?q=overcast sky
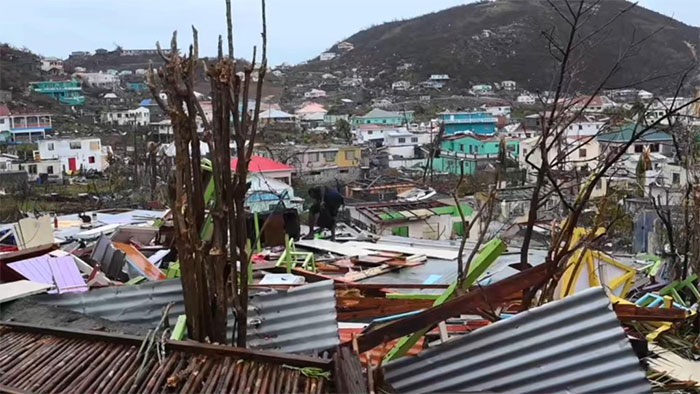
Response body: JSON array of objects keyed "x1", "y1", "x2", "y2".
[{"x1": 2, "y1": 0, "x2": 698, "y2": 65}]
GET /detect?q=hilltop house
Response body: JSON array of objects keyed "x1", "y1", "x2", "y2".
[
  {"x1": 40, "y1": 57, "x2": 64, "y2": 75},
  {"x1": 259, "y1": 109, "x2": 297, "y2": 125},
  {"x1": 438, "y1": 111, "x2": 497, "y2": 135},
  {"x1": 637, "y1": 90, "x2": 654, "y2": 101},
  {"x1": 472, "y1": 84, "x2": 493, "y2": 94},
  {"x1": 76, "y1": 72, "x2": 120, "y2": 89},
  {"x1": 379, "y1": 129, "x2": 431, "y2": 169},
  {"x1": 38, "y1": 138, "x2": 111, "y2": 173},
  {"x1": 320, "y1": 52, "x2": 336, "y2": 61},
  {"x1": 0, "y1": 105, "x2": 53, "y2": 143},
  {"x1": 336, "y1": 42, "x2": 354, "y2": 51},
  {"x1": 352, "y1": 108, "x2": 414, "y2": 126},
  {"x1": 29, "y1": 80, "x2": 85, "y2": 105},
  {"x1": 434, "y1": 134, "x2": 519, "y2": 175},
  {"x1": 517, "y1": 94, "x2": 537, "y2": 105},
  {"x1": 481, "y1": 104, "x2": 512, "y2": 118},
  {"x1": 348, "y1": 200, "x2": 475, "y2": 241},
  {"x1": 101, "y1": 107, "x2": 150, "y2": 126},
  {"x1": 501, "y1": 80, "x2": 517, "y2": 91},
  {"x1": 569, "y1": 95, "x2": 617, "y2": 113},
  {"x1": 304, "y1": 89, "x2": 327, "y2": 99},
  {"x1": 392, "y1": 81, "x2": 411, "y2": 91}
]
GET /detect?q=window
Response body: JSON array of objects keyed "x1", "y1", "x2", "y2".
[
  {"x1": 47, "y1": 166, "x2": 53, "y2": 174},
  {"x1": 578, "y1": 125, "x2": 583, "y2": 130},
  {"x1": 411, "y1": 137, "x2": 418, "y2": 143},
  {"x1": 634, "y1": 145, "x2": 643, "y2": 153},
  {"x1": 673, "y1": 173, "x2": 680, "y2": 185},
  {"x1": 0, "y1": 119, "x2": 4, "y2": 124},
  {"x1": 579, "y1": 149, "x2": 587, "y2": 158},
  {"x1": 650, "y1": 144, "x2": 659, "y2": 153},
  {"x1": 308, "y1": 152, "x2": 319, "y2": 162},
  {"x1": 28, "y1": 164, "x2": 37, "y2": 174},
  {"x1": 69, "y1": 141, "x2": 81, "y2": 150},
  {"x1": 88, "y1": 156, "x2": 95, "y2": 164},
  {"x1": 392, "y1": 226, "x2": 409, "y2": 237},
  {"x1": 460, "y1": 144, "x2": 465, "y2": 152},
  {"x1": 90, "y1": 141, "x2": 100, "y2": 150},
  {"x1": 0, "y1": 162, "x2": 6, "y2": 170},
  {"x1": 323, "y1": 152, "x2": 337, "y2": 162},
  {"x1": 367, "y1": 130, "x2": 373, "y2": 135},
  {"x1": 47, "y1": 143, "x2": 54, "y2": 151},
  {"x1": 523, "y1": 148, "x2": 528, "y2": 155},
  {"x1": 469, "y1": 145, "x2": 473, "y2": 154},
  {"x1": 398, "y1": 138, "x2": 406, "y2": 143},
  {"x1": 345, "y1": 150, "x2": 355, "y2": 160},
  {"x1": 339, "y1": 169, "x2": 349, "y2": 173}
]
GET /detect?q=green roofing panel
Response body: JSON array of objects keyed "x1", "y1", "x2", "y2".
[{"x1": 378, "y1": 213, "x2": 394, "y2": 220}]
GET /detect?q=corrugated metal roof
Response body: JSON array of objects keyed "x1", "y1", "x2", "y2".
[
  {"x1": 383, "y1": 287, "x2": 650, "y2": 394},
  {"x1": 0, "y1": 323, "x2": 329, "y2": 394},
  {"x1": 248, "y1": 280, "x2": 339, "y2": 355},
  {"x1": 34, "y1": 279, "x2": 339, "y2": 356}
]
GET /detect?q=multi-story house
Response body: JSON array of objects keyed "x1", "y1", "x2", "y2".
[
  {"x1": 435, "y1": 134, "x2": 519, "y2": 175},
  {"x1": 597, "y1": 124, "x2": 675, "y2": 158},
  {"x1": 37, "y1": 138, "x2": 110, "y2": 173},
  {"x1": 262, "y1": 145, "x2": 364, "y2": 185},
  {"x1": 352, "y1": 108, "x2": 414, "y2": 126},
  {"x1": 438, "y1": 111, "x2": 497, "y2": 135},
  {"x1": 101, "y1": 107, "x2": 150, "y2": 126},
  {"x1": 0, "y1": 105, "x2": 53, "y2": 143},
  {"x1": 39, "y1": 57, "x2": 64, "y2": 75},
  {"x1": 29, "y1": 80, "x2": 85, "y2": 105},
  {"x1": 76, "y1": 72, "x2": 120, "y2": 89}
]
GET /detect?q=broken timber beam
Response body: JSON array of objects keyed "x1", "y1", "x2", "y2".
[
  {"x1": 355, "y1": 263, "x2": 549, "y2": 353},
  {"x1": 613, "y1": 304, "x2": 689, "y2": 322}
]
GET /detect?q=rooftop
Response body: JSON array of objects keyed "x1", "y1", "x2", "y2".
[
  {"x1": 352, "y1": 199, "x2": 474, "y2": 223},
  {"x1": 230, "y1": 155, "x2": 295, "y2": 173},
  {"x1": 597, "y1": 124, "x2": 672, "y2": 143}
]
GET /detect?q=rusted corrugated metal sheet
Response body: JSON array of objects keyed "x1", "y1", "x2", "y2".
[
  {"x1": 339, "y1": 327, "x2": 423, "y2": 365},
  {"x1": 0, "y1": 322, "x2": 330, "y2": 393},
  {"x1": 383, "y1": 287, "x2": 650, "y2": 394}
]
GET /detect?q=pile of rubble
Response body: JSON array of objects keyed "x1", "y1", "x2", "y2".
[{"x1": 0, "y1": 210, "x2": 698, "y2": 392}]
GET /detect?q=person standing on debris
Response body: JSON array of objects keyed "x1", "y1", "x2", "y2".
[{"x1": 305, "y1": 186, "x2": 344, "y2": 241}]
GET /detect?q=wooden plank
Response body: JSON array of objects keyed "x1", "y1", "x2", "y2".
[
  {"x1": 613, "y1": 304, "x2": 689, "y2": 322},
  {"x1": 113, "y1": 241, "x2": 167, "y2": 281},
  {"x1": 0, "y1": 280, "x2": 52, "y2": 303},
  {"x1": 295, "y1": 239, "x2": 371, "y2": 256},
  {"x1": 343, "y1": 265, "x2": 400, "y2": 282},
  {"x1": 356, "y1": 263, "x2": 550, "y2": 353},
  {"x1": 334, "y1": 283, "x2": 450, "y2": 290}
]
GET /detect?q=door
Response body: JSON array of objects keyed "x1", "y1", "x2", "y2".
[{"x1": 68, "y1": 157, "x2": 77, "y2": 171}]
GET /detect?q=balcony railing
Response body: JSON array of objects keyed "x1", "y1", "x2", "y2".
[
  {"x1": 442, "y1": 117, "x2": 497, "y2": 124},
  {"x1": 11, "y1": 123, "x2": 52, "y2": 131}
]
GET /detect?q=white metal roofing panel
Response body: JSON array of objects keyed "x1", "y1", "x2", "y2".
[{"x1": 383, "y1": 287, "x2": 650, "y2": 393}]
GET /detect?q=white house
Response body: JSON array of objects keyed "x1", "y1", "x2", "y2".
[
  {"x1": 320, "y1": 52, "x2": 337, "y2": 61},
  {"x1": 472, "y1": 84, "x2": 493, "y2": 94},
  {"x1": 76, "y1": 72, "x2": 120, "y2": 89},
  {"x1": 40, "y1": 57, "x2": 64, "y2": 74},
  {"x1": 501, "y1": 80, "x2": 517, "y2": 91},
  {"x1": 337, "y1": 42, "x2": 354, "y2": 51},
  {"x1": 38, "y1": 138, "x2": 110, "y2": 173},
  {"x1": 12, "y1": 159, "x2": 64, "y2": 182},
  {"x1": 482, "y1": 104, "x2": 512, "y2": 118},
  {"x1": 392, "y1": 81, "x2": 411, "y2": 91},
  {"x1": 637, "y1": 90, "x2": 653, "y2": 101},
  {"x1": 101, "y1": 107, "x2": 150, "y2": 126},
  {"x1": 304, "y1": 89, "x2": 327, "y2": 99},
  {"x1": 517, "y1": 94, "x2": 537, "y2": 105}
]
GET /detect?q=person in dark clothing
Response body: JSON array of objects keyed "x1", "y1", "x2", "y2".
[{"x1": 306, "y1": 186, "x2": 344, "y2": 241}]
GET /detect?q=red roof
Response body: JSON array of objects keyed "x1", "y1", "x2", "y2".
[{"x1": 230, "y1": 155, "x2": 294, "y2": 173}]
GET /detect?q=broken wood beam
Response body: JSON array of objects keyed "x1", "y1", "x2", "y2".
[
  {"x1": 355, "y1": 263, "x2": 549, "y2": 353},
  {"x1": 613, "y1": 304, "x2": 689, "y2": 322}
]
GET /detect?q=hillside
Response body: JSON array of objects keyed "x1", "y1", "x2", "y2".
[{"x1": 302, "y1": 0, "x2": 699, "y2": 93}]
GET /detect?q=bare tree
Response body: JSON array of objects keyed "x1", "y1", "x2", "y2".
[
  {"x1": 513, "y1": 0, "x2": 700, "y2": 306},
  {"x1": 147, "y1": 0, "x2": 267, "y2": 347}
]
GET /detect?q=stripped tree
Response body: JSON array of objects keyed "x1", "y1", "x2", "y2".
[
  {"x1": 516, "y1": 0, "x2": 700, "y2": 307},
  {"x1": 147, "y1": 0, "x2": 267, "y2": 347}
]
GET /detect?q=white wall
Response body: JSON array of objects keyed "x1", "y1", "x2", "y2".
[
  {"x1": 102, "y1": 107, "x2": 150, "y2": 126},
  {"x1": 38, "y1": 139, "x2": 108, "y2": 172}
]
